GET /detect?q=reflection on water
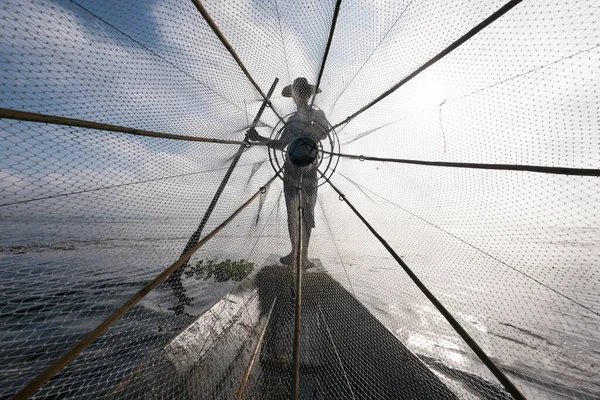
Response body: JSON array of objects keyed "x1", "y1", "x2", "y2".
[{"x1": 408, "y1": 333, "x2": 469, "y2": 366}]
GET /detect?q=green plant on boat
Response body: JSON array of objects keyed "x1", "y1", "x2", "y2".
[{"x1": 185, "y1": 259, "x2": 255, "y2": 282}]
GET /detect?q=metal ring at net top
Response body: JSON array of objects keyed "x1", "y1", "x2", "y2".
[{"x1": 267, "y1": 110, "x2": 340, "y2": 188}]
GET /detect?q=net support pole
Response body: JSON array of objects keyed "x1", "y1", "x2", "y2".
[
  {"x1": 324, "y1": 151, "x2": 600, "y2": 177},
  {"x1": 309, "y1": 0, "x2": 343, "y2": 110},
  {"x1": 236, "y1": 296, "x2": 278, "y2": 400},
  {"x1": 11, "y1": 175, "x2": 278, "y2": 400},
  {"x1": 0, "y1": 108, "x2": 264, "y2": 146},
  {"x1": 167, "y1": 78, "x2": 279, "y2": 310},
  {"x1": 329, "y1": 0, "x2": 522, "y2": 131},
  {"x1": 292, "y1": 202, "x2": 304, "y2": 400},
  {"x1": 325, "y1": 178, "x2": 527, "y2": 400},
  {"x1": 190, "y1": 0, "x2": 285, "y2": 124}
]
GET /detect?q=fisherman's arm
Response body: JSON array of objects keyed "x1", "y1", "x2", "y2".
[
  {"x1": 314, "y1": 110, "x2": 330, "y2": 141},
  {"x1": 247, "y1": 127, "x2": 289, "y2": 150}
]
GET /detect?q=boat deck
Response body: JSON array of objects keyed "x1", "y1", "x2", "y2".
[
  {"x1": 245, "y1": 264, "x2": 457, "y2": 399},
  {"x1": 108, "y1": 264, "x2": 458, "y2": 399}
]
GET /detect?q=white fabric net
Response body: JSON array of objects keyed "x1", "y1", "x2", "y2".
[{"x1": 1, "y1": 0, "x2": 599, "y2": 399}]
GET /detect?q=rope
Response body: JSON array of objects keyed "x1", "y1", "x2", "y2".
[
  {"x1": 273, "y1": 0, "x2": 292, "y2": 84},
  {"x1": 326, "y1": 151, "x2": 600, "y2": 176},
  {"x1": 166, "y1": 178, "x2": 283, "y2": 379},
  {"x1": 0, "y1": 162, "x2": 263, "y2": 208},
  {"x1": 247, "y1": 190, "x2": 283, "y2": 259},
  {"x1": 166, "y1": 79, "x2": 279, "y2": 311},
  {"x1": 190, "y1": 0, "x2": 286, "y2": 125},
  {"x1": 236, "y1": 297, "x2": 277, "y2": 400},
  {"x1": 325, "y1": 176, "x2": 526, "y2": 400},
  {"x1": 343, "y1": 121, "x2": 396, "y2": 145},
  {"x1": 327, "y1": 0, "x2": 415, "y2": 115},
  {"x1": 310, "y1": 0, "x2": 343, "y2": 110},
  {"x1": 69, "y1": 0, "x2": 246, "y2": 113},
  {"x1": 11, "y1": 174, "x2": 278, "y2": 400},
  {"x1": 329, "y1": 0, "x2": 522, "y2": 131},
  {"x1": 345, "y1": 43, "x2": 600, "y2": 145},
  {"x1": 0, "y1": 108, "x2": 269, "y2": 146},
  {"x1": 339, "y1": 173, "x2": 600, "y2": 318},
  {"x1": 318, "y1": 196, "x2": 356, "y2": 297},
  {"x1": 317, "y1": 305, "x2": 357, "y2": 400}
]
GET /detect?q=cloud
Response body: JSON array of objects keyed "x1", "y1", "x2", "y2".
[{"x1": 1, "y1": 0, "x2": 252, "y2": 138}]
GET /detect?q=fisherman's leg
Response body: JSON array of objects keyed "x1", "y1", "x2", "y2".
[
  {"x1": 281, "y1": 208, "x2": 298, "y2": 265},
  {"x1": 300, "y1": 226, "x2": 314, "y2": 269},
  {"x1": 300, "y1": 184, "x2": 317, "y2": 268},
  {"x1": 280, "y1": 182, "x2": 298, "y2": 265}
]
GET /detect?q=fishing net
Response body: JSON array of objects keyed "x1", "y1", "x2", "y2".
[{"x1": 1, "y1": 0, "x2": 599, "y2": 399}]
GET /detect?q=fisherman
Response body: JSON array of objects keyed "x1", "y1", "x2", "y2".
[{"x1": 248, "y1": 77, "x2": 329, "y2": 269}]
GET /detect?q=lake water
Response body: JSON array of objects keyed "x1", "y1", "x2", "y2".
[{"x1": 0, "y1": 216, "x2": 599, "y2": 399}]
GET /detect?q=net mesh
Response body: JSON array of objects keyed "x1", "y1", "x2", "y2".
[{"x1": 1, "y1": 0, "x2": 599, "y2": 399}]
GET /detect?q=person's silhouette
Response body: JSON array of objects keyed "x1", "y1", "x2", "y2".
[{"x1": 249, "y1": 77, "x2": 329, "y2": 268}]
